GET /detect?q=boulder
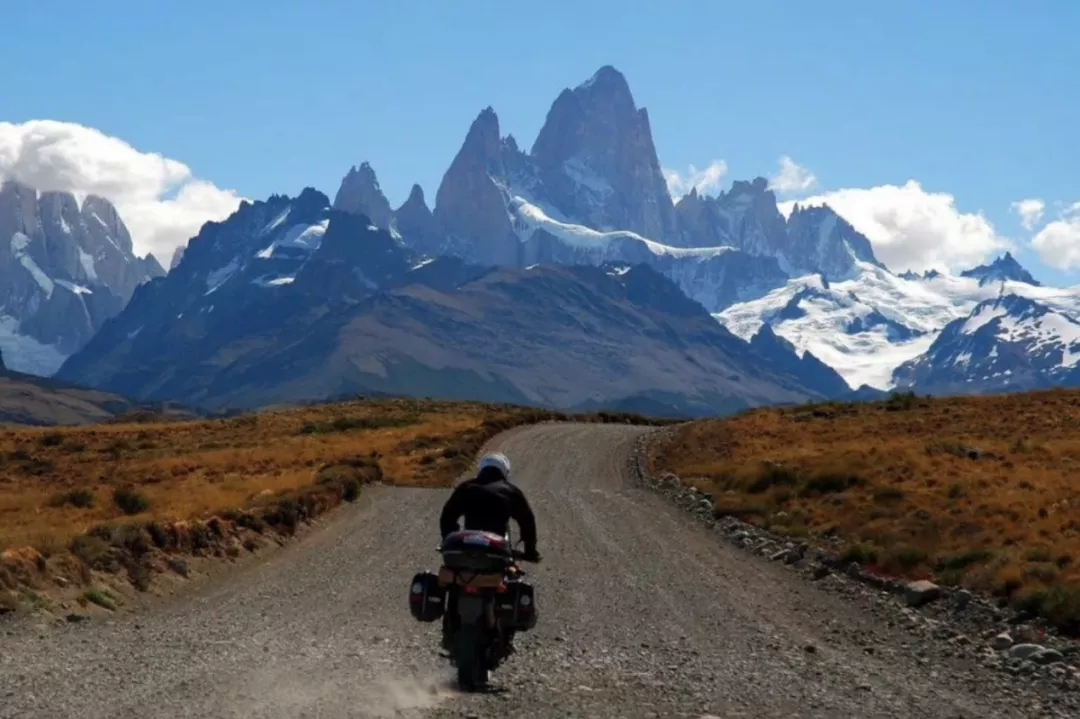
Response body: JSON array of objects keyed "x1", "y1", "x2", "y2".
[{"x1": 904, "y1": 580, "x2": 942, "y2": 607}]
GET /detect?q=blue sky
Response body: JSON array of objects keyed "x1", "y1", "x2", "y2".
[{"x1": 3, "y1": 1, "x2": 1079, "y2": 282}]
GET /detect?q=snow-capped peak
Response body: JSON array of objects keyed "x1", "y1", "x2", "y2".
[{"x1": 894, "y1": 294, "x2": 1080, "y2": 393}]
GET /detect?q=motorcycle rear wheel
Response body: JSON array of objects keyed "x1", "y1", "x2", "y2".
[{"x1": 454, "y1": 624, "x2": 488, "y2": 691}]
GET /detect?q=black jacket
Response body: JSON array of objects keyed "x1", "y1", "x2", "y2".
[{"x1": 439, "y1": 467, "x2": 538, "y2": 553}]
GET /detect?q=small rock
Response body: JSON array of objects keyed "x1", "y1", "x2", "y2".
[
  {"x1": 804, "y1": 643, "x2": 818, "y2": 654},
  {"x1": 167, "y1": 557, "x2": 189, "y2": 577},
  {"x1": 1034, "y1": 648, "x2": 1065, "y2": 666},
  {"x1": 1009, "y1": 644, "x2": 1044, "y2": 661},
  {"x1": 770, "y1": 549, "x2": 789, "y2": 562},
  {"x1": 810, "y1": 565, "x2": 830, "y2": 581},
  {"x1": 950, "y1": 589, "x2": 973, "y2": 610},
  {"x1": 990, "y1": 633, "x2": 1014, "y2": 651},
  {"x1": 65, "y1": 613, "x2": 88, "y2": 623},
  {"x1": 904, "y1": 580, "x2": 942, "y2": 607}
]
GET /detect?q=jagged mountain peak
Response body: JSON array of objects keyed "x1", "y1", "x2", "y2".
[
  {"x1": 727, "y1": 177, "x2": 772, "y2": 198},
  {"x1": 785, "y1": 202, "x2": 880, "y2": 275},
  {"x1": 333, "y1": 163, "x2": 392, "y2": 229},
  {"x1": 572, "y1": 65, "x2": 636, "y2": 114},
  {"x1": 462, "y1": 106, "x2": 503, "y2": 161},
  {"x1": 401, "y1": 183, "x2": 427, "y2": 210},
  {"x1": 960, "y1": 251, "x2": 1040, "y2": 287},
  {"x1": 528, "y1": 66, "x2": 677, "y2": 243}
]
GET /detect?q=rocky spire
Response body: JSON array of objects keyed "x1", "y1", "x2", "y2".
[
  {"x1": 393, "y1": 184, "x2": 442, "y2": 255},
  {"x1": 433, "y1": 107, "x2": 519, "y2": 266},
  {"x1": 332, "y1": 162, "x2": 393, "y2": 230},
  {"x1": 530, "y1": 66, "x2": 678, "y2": 242}
]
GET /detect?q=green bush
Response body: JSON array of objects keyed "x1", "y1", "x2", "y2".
[
  {"x1": 83, "y1": 588, "x2": 117, "y2": 610},
  {"x1": 112, "y1": 486, "x2": 150, "y2": 515}
]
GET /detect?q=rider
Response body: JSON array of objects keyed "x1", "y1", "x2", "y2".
[{"x1": 438, "y1": 452, "x2": 540, "y2": 651}]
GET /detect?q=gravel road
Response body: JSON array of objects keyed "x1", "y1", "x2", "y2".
[{"x1": 0, "y1": 423, "x2": 1065, "y2": 718}]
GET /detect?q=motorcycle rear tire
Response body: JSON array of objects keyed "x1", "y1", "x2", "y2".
[{"x1": 455, "y1": 624, "x2": 488, "y2": 691}]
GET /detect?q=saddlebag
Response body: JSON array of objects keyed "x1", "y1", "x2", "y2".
[
  {"x1": 408, "y1": 570, "x2": 445, "y2": 623},
  {"x1": 495, "y1": 577, "x2": 537, "y2": 632}
]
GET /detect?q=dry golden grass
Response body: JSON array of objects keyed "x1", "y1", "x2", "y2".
[
  {"x1": 0, "y1": 398, "x2": 522, "y2": 554},
  {"x1": 0, "y1": 397, "x2": 668, "y2": 608},
  {"x1": 649, "y1": 389, "x2": 1080, "y2": 634}
]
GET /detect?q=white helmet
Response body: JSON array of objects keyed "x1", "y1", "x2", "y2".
[{"x1": 477, "y1": 452, "x2": 511, "y2": 479}]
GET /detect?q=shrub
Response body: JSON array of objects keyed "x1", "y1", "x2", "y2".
[
  {"x1": 39, "y1": 432, "x2": 65, "y2": 447},
  {"x1": 801, "y1": 471, "x2": 863, "y2": 497},
  {"x1": 872, "y1": 487, "x2": 905, "y2": 503},
  {"x1": 841, "y1": 542, "x2": 878, "y2": 565},
  {"x1": 113, "y1": 486, "x2": 150, "y2": 515},
  {"x1": 70, "y1": 535, "x2": 114, "y2": 571},
  {"x1": 49, "y1": 488, "x2": 95, "y2": 509},
  {"x1": 934, "y1": 548, "x2": 994, "y2": 573},
  {"x1": 104, "y1": 439, "x2": 133, "y2": 457},
  {"x1": 885, "y1": 391, "x2": 917, "y2": 411},
  {"x1": 882, "y1": 546, "x2": 929, "y2": 573},
  {"x1": 298, "y1": 414, "x2": 420, "y2": 435},
  {"x1": 747, "y1": 462, "x2": 798, "y2": 494},
  {"x1": 1025, "y1": 547, "x2": 1054, "y2": 563},
  {"x1": 83, "y1": 587, "x2": 117, "y2": 610},
  {"x1": 1037, "y1": 583, "x2": 1080, "y2": 636}
]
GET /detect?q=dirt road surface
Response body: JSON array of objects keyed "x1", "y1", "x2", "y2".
[{"x1": 0, "y1": 424, "x2": 1062, "y2": 718}]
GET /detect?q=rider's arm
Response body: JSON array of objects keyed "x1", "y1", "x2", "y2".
[
  {"x1": 439, "y1": 485, "x2": 466, "y2": 538},
  {"x1": 509, "y1": 487, "x2": 538, "y2": 553}
]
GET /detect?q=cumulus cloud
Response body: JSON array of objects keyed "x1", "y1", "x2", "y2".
[
  {"x1": 1010, "y1": 198, "x2": 1046, "y2": 231},
  {"x1": 663, "y1": 160, "x2": 728, "y2": 199},
  {"x1": 779, "y1": 180, "x2": 1010, "y2": 273},
  {"x1": 0, "y1": 120, "x2": 244, "y2": 261},
  {"x1": 769, "y1": 156, "x2": 818, "y2": 194},
  {"x1": 1031, "y1": 202, "x2": 1080, "y2": 270}
]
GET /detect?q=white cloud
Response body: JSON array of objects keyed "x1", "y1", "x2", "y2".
[
  {"x1": 779, "y1": 180, "x2": 1010, "y2": 273},
  {"x1": 769, "y1": 156, "x2": 818, "y2": 194},
  {"x1": 1031, "y1": 202, "x2": 1080, "y2": 270},
  {"x1": 1010, "y1": 198, "x2": 1046, "y2": 231},
  {"x1": 663, "y1": 160, "x2": 728, "y2": 199},
  {"x1": 0, "y1": 120, "x2": 244, "y2": 261}
]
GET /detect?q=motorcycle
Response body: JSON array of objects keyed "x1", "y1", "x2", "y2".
[{"x1": 409, "y1": 529, "x2": 538, "y2": 690}]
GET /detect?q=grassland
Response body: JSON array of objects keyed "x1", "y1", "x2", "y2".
[
  {"x1": 0, "y1": 397, "x2": 667, "y2": 612},
  {"x1": 649, "y1": 389, "x2": 1080, "y2": 634}
]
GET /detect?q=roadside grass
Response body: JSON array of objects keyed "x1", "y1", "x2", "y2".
[
  {"x1": 648, "y1": 388, "x2": 1080, "y2": 635},
  {"x1": 0, "y1": 397, "x2": 671, "y2": 603}
]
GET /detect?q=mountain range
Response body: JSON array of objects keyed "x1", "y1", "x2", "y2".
[
  {"x1": 7, "y1": 65, "x2": 1080, "y2": 415},
  {"x1": 56, "y1": 193, "x2": 846, "y2": 415},
  {"x1": 0, "y1": 182, "x2": 164, "y2": 374}
]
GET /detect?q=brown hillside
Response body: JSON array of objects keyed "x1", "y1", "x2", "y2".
[
  {"x1": 649, "y1": 389, "x2": 1080, "y2": 633},
  {"x1": 0, "y1": 397, "x2": 667, "y2": 614}
]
